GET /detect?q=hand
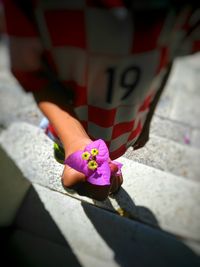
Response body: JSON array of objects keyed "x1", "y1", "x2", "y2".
[{"x1": 62, "y1": 161, "x2": 123, "y2": 201}]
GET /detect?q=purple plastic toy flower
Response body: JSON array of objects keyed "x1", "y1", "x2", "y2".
[{"x1": 64, "y1": 139, "x2": 122, "y2": 186}]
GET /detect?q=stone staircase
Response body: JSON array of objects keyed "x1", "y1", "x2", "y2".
[
  {"x1": 0, "y1": 39, "x2": 200, "y2": 266},
  {"x1": 125, "y1": 134, "x2": 200, "y2": 182}
]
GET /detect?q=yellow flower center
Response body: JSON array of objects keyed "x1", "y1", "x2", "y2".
[
  {"x1": 88, "y1": 160, "x2": 98, "y2": 170},
  {"x1": 82, "y1": 152, "x2": 90, "y2": 160},
  {"x1": 91, "y1": 148, "x2": 99, "y2": 156}
]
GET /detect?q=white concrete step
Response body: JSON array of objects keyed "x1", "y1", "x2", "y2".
[
  {"x1": 150, "y1": 53, "x2": 200, "y2": 150},
  {"x1": 125, "y1": 134, "x2": 200, "y2": 182},
  {"x1": 150, "y1": 115, "x2": 200, "y2": 149},
  {"x1": 0, "y1": 122, "x2": 200, "y2": 243},
  {"x1": 0, "y1": 39, "x2": 42, "y2": 128},
  {"x1": 0, "y1": 82, "x2": 43, "y2": 128},
  {"x1": 155, "y1": 53, "x2": 200, "y2": 129},
  {"x1": 3, "y1": 180, "x2": 200, "y2": 266},
  {"x1": 21, "y1": 183, "x2": 200, "y2": 267},
  {"x1": 0, "y1": 39, "x2": 10, "y2": 71},
  {"x1": 0, "y1": 146, "x2": 30, "y2": 226},
  {"x1": 1, "y1": 142, "x2": 199, "y2": 265}
]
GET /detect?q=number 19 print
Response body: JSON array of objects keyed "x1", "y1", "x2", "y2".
[{"x1": 87, "y1": 51, "x2": 159, "y2": 109}]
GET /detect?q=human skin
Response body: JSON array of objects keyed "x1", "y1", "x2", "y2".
[{"x1": 33, "y1": 87, "x2": 123, "y2": 200}]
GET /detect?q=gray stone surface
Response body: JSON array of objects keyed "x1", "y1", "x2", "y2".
[
  {"x1": 0, "y1": 122, "x2": 64, "y2": 188},
  {"x1": 0, "y1": 146, "x2": 30, "y2": 226},
  {"x1": 0, "y1": 69, "x2": 16, "y2": 86},
  {"x1": 192, "y1": 129, "x2": 200, "y2": 149},
  {"x1": 125, "y1": 134, "x2": 200, "y2": 182},
  {"x1": 154, "y1": 76, "x2": 175, "y2": 118},
  {"x1": 0, "y1": 40, "x2": 43, "y2": 127},
  {"x1": 183, "y1": 240, "x2": 200, "y2": 256},
  {"x1": 150, "y1": 115, "x2": 200, "y2": 150},
  {"x1": 170, "y1": 90, "x2": 200, "y2": 128},
  {"x1": 30, "y1": 183, "x2": 200, "y2": 266},
  {"x1": 0, "y1": 122, "x2": 200, "y2": 241},
  {"x1": 0, "y1": 38, "x2": 9, "y2": 71},
  {"x1": 117, "y1": 157, "x2": 200, "y2": 241},
  {"x1": 150, "y1": 115, "x2": 194, "y2": 146},
  {"x1": 2, "y1": 174, "x2": 199, "y2": 266},
  {"x1": 0, "y1": 83, "x2": 42, "y2": 127},
  {"x1": 168, "y1": 54, "x2": 200, "y2": 95},
  {"x1": 7, "y1": 229, "x2": 83, "y2": 267},
  {"x1": 155, "y1": 53, "x2": 200, "y2": 127}
]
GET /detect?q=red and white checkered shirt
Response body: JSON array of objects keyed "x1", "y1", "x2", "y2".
[{"x1": 3, "y1": 0, "x2": 200, "y2": 159}]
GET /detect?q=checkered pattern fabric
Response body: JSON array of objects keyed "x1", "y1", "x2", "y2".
[{"x1": 3, "y1": 0, "x2": 200, "y2": 159}]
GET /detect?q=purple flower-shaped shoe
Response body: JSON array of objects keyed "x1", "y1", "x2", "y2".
[{"x1": 64, "y1": 139, "x2": 122, "y2": 186}]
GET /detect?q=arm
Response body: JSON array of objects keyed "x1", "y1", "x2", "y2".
[
  {"x1": 33, "y1": 86, "x2": 91, "y2": 156},
  {"x1": 35, "y1": 89, "x2": 122, "y2": 201},
  {"x1": 3, "y1": 0, "x2": 122, "y2": 200}
]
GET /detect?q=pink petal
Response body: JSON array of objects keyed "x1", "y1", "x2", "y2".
[
  {"x1": 85, "y1": 139, "x2": 109, "y2": 163},
  {"x1": 112, "y1": 160, "x2": 123, "y2": 175},
  {"x1": 64, "y1": 150, "x2": 90, "y2": 176},
  {"x1": 87, "y1": 161, "x2": 111, "y2": 186},
  {"x1": 64, "y1": 140, "x2": 122, "y2": 187}
]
